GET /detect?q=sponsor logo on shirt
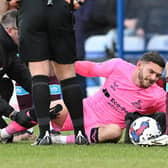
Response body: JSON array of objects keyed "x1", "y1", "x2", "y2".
[
  {"x1": 109, "y1": 97, "x2": 128, "y2": 114},
  {"x1": 102, "y1": 88, "x2": 128, "y2": 114},
  {"x1": 131, "y1": 100, "x2": 142, "y2": 109},
  {"x1": 110, "y1": 82, "x2": 119, "y2": 91}
]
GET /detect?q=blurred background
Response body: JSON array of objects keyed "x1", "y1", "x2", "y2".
[{"x1": 78, "y1": 0, "x2": 168, "y2": 95}]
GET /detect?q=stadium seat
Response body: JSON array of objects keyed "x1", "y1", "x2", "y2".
[
  {"x1": 123, "y1": 36, "x2": 145, "y2": 63},
  {"x1": 85, "y1": 35, "x2": 107, "y2": 60},
  {"x1": 124, "y1": 36, "x2": 145, "y2": 51},
  {"x1": 147, "y1": 35, "x2": 168, "y2": 51}
]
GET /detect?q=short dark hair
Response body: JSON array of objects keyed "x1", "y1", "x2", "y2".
[
  {"x1": 1, "y1": 9, "x2": 17, "y2": 29},
  {"x1": 139, "y1": 51, "x2": 165, "y2": 68}
]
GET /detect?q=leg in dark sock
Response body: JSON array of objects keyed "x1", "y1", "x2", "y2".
[
  {"x1": 32, "y1": 75, "x2": 50, "y2": 138},
  {"x1": 15, "y1": 83, "x2": 32, "y2": 110},
  {"x1": 49, "y1": 76, "x2": 61, "y2": 101},
  {"x1": 60, "y1": 77, "x2": 88, "y2": 144}
]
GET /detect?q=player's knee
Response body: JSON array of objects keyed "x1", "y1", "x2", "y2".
[{"x1": 106, "y1": 125, "x2": 122, "y2": 143}]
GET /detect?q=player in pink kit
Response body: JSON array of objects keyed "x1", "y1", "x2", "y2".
[
  {"x1": 51, "y1": 51, "x2": 166, "y2": 144},
  {"x1": 0, "y1": 52, "x2": 166, "y2": 144}
]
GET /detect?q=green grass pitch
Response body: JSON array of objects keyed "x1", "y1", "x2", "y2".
[{"x1": 1, "y1": 130, "x2": 168, "y2": 168}]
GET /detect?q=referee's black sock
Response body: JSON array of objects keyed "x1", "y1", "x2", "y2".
[
  {"x1": 32, "y1": 75, "x2": 50, "y2": 138},
  {"x1": 60, "y1": 77, "x2": 87, "y2": 138}
]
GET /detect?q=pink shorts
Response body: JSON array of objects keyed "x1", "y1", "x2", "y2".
[
  {"x1": 51, "y1": 101, "x2": 125, "y2": 142},
  {"x1": 51, "y1": 102, "x2": 98, "y2": 142}
]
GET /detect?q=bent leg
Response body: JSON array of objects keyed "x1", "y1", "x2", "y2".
[{"x1": 51, "y1": 124, "x2": 123, "y2": 144}]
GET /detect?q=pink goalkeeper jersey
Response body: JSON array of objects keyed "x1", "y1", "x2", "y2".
[{"x1": 62, "y1": 58, "x2": 166, "y2": 132}]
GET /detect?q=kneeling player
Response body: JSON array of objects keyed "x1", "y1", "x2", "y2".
[
  {"x1": 0, "y1": 100, "x2": 64, "y2": 143},
  {"x1": 0, "y1": 99, "x2": 122, "y2": 144},
  {"x1": 0, "y1": 98, "x2": 167, "y2": 145}
]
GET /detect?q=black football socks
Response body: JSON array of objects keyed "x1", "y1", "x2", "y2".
[
  {"x1": 60, "y1": 77, "x2": 88, "y2": 142},
  {"x1": 32, "y1": 75, "x2": 50, "y2": 138}
]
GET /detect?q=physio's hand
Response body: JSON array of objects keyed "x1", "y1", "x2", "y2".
[{"x1": 64, "y1": 0, "x2": 85, "y2": 10}]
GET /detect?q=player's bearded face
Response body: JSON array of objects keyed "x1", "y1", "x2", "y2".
[
  {"x1": 138, "y1": 62, "x2": 162, "y2": 88},
  {"x1": 138, "y1": 70, "x2": 154, "y2": 88}
]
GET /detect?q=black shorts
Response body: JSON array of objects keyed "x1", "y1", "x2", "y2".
[{"x1": 18, "y1": 0, "x2": 77, "y2": 64}]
